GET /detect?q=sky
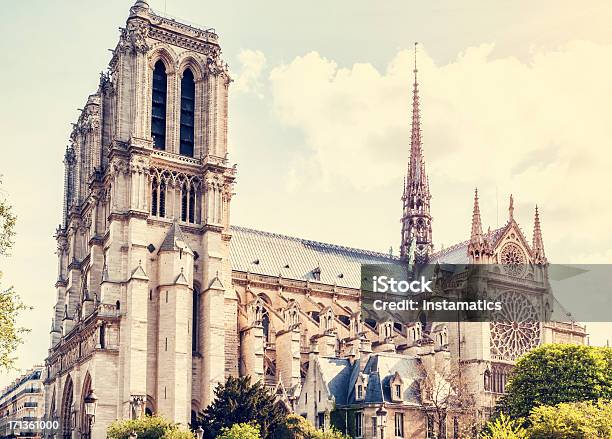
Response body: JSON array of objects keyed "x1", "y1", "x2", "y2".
[{"x1": 1, "y1": 0, "x2": 611, "y2": 387}]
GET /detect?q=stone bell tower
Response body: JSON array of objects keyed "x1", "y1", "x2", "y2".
[{"x1": 46, "y1": 0, "x2": 235, "y2": 435}]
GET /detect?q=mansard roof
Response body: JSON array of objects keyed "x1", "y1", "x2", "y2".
[
  {"x1": 229, "y1": 226, "x2": 398, "y2": 289},
  {"x1": 310, "y1": 353, "x2": 424, "y2": 407},
  {"x1": 316, "y1": 357, "x2": 354, "y2": 405},
  {"x1": 347, "y1": 354, "x2": 424, "y2": 405}
]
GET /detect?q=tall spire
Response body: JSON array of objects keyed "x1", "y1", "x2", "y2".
[
  {"x1": 409, "y1": 42, "x2": 424, "y2": 185},
  {"x1": 400, "y1": 42, "x2": 433, "y2": 263},
  {"x1": 470, "y1": 188, "x2": 483, "y2": 240},
  {"x1": 532, "y1": 205, "x2": 547, "y2": 264},
  {"x1": 468, "y1": 188, "x2": 492, "y2": 263}
]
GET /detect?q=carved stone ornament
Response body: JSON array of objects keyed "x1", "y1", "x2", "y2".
[
  {"x1": 207, "y1": 51, "x2": 229, "y2": 77},
  {"x1": 121, "y1": 20, "x2": 150, "y2": 54}
]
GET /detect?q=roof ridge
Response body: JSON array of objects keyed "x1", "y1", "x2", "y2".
[
  {"x1": 230, "y1": 225, "x2": 399, "y2": 260},
  {"x1": 431, "y1": 225, "x2": 506, "y2": 259}
]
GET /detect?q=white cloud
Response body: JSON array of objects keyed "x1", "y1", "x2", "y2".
[
  {"x1": 268, "y1": 42, "x2": 612, "y2": 263},
  {"x1": 232, "y1": 49, "x2": 267, "y2": 98}
]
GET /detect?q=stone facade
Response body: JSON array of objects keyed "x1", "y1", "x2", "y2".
[
  {"x1": 45, "y1": 1, "x2": 233, "y2": 437},
  {"x1": 44, "y1": 2, "x2": 586, "y2": 439}
]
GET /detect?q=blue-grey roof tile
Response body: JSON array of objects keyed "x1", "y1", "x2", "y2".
[
  {"x1": 317, "y1": 357, "x2": 355, "y2": 405},
  {"x1": 230, "y1": 226, "x2": 398, "y2": 288}
]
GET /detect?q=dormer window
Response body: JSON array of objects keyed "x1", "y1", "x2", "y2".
[
  {"x1": 356, "y1": 374, "x2": 368, "y2": 401},
  {"x1": 390, "y1": 371, "x2": 404, "y2": 402}
]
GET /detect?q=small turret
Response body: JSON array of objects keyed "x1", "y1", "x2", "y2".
[
  {"x1": 532, "y1": 205, "x2": 547, "y2": 265},
  {"x1": 468, "y1": 189, "x2": 492, "y2": 263}
]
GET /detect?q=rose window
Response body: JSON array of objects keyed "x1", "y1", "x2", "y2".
[
  {"x1": 500, "y1": 243, "x2": 526, "y2": 277},
  {"x1": 490, "y1": 290, "x2": 541, "y2": 361}
]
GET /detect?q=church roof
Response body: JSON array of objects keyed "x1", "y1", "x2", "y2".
[
  {"x1": 430, "y1": 225, "x2": 506, "y2": 264},
  {"x1": 229, "y1": 226, "x2": 398, "y2": 289}
]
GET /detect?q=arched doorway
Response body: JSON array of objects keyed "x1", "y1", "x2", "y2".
[{"x1": 61, "y1": 376, "x2": 74, "y2": 439}]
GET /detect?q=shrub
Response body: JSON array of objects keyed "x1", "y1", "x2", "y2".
[
  {"x1": 107, "y1": 415, "x2": 193, "y2": 439},
  {"x1": 481, "y1": 413, "x2": 528, "y2": 439},
  {"x1": 271, "y1": 414, "x2": 349, "y2": 439},
  {"x1": 217, "y1": 423, "x2": 262, "y2": 439},
  {"x1": 528, "y1": 400, "x2": 612, "y2": 439}
]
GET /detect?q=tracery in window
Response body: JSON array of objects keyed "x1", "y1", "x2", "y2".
[
  {"x1": 150, "y1": 169, "x2": 201, "y2": 223},
  {"x1": 490, "y1": 290, "x2": 541, "y2": 361},
  {"x1": 500, "y1": 243, "x2": 527, "y2": 277},
  {"x1": 151, "y1": 177, "x2": 167, "y2": 218}
]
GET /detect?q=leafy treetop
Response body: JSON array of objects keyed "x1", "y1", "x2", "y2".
[
  {"x1": 497, "y1": 344, "x2": 612, "y2": 420},
  {"x1": 196, "y1": 376, "x2": 287, "y2": 439}
]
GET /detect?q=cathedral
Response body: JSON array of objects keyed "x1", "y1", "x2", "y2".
[{"x1": 43, "y1": 2, "x2": 586, "y2": 438}]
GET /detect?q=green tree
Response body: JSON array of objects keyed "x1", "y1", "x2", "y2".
[
  {"x1": 217, "y1": 423, "x2": 262, "y2": 439},
  {"x1": 0, "y1": 177, "x2": 16, "y2": 256},
  {"x1": 107, "y1": 415, "x2": 194, "y2": 439},
  {"x1": 0, "y1": 177, "x2": 29, "y2": 370},
  {"x1": 271, "y1": 414, "x2": 349, "y2": 439},
  {"x1": 481, "y1": 413, "x2": 528, "y2": 439},
  {"x1": 528, "y1": 400, "x2": 612, "y2": 439},
  {"x1": 497, "y1": 344, "x2": 612, "y2": 419},
  {"x1": 196, "y1": 376, "x2": 287, "y2": 439}
]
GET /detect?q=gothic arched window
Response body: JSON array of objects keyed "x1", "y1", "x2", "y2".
[
  {"x1": 159, "y1": 181, "x2": 166, "y2": 217},
  {"x1": 188, "y1": 184, "x2": 195, "y2": 223},
  {"x1": 179, "y1": 69, "x2": 195, "y2": 157},
  {"x1": 262, "y1": 311, "x2": 270, "y2": 342},
  {"x1": 181, "y1": 185, "x2": 188, "y2": 222},
  {"x1": 151, "y1": 178, "x2": 158, "y2": 216},
  {"x1": 151, "y1": 61, "x2": 167, "y2": 150}
]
